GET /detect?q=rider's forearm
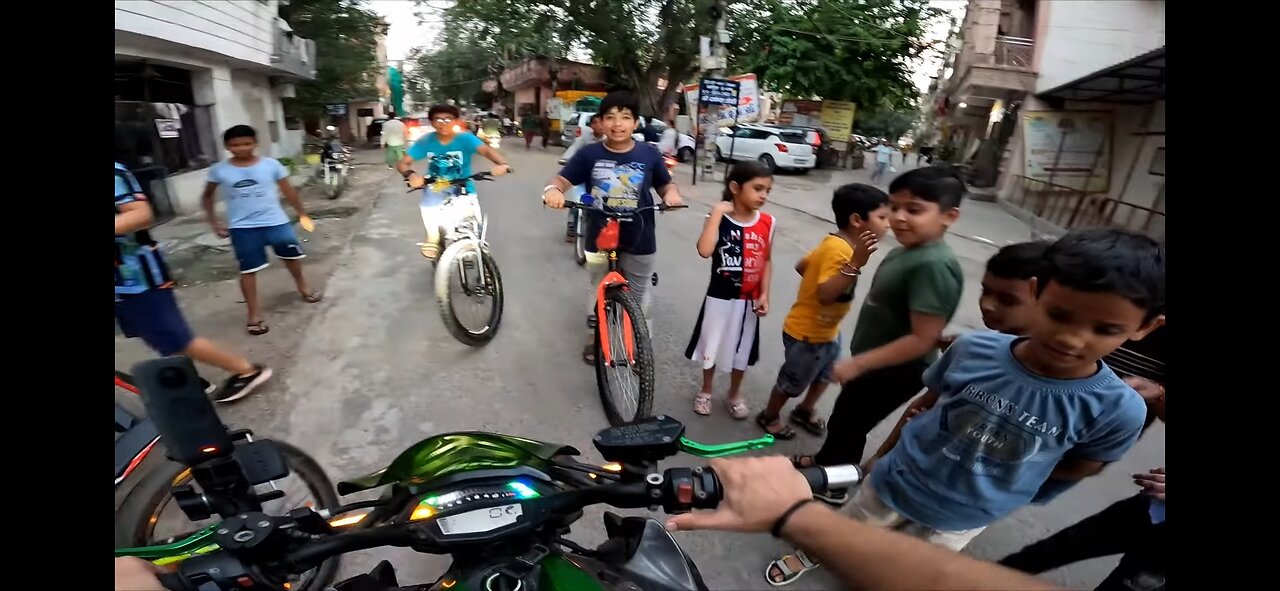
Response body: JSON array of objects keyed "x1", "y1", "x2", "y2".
[
  {"x1": 477, "y1": 145, "x2": 508, "y2": 167},
  {"x1": 659, "y1": 182, "x2": 680, "y2": 203},
  {"x1": 395, "y1": 156, "x2": 414, "y2": 177},
  {"x1": 783, "y1": 504, "x2": 1061, "y2": 590}
]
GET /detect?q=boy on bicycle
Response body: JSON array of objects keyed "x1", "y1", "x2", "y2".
[
  {"x1": 542, "y1": 90, "x2": 684, "y2": 364},
  {"x1": 395, "y1": 104, "x2": 510, "y2": 261}
]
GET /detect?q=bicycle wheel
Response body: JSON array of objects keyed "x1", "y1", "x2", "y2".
[
  {"x1": 593, "y1": 286, "x2": 654, "y2": 426},
  {"x1": 573, "y1": 210, "x2": 588, "y2": 266},
  {"x1": 435, "y1": 239, "x2": 504, "y2": 346},
  {"x1": 114, "y1": 440, "x2": 340, "y2": 591}
]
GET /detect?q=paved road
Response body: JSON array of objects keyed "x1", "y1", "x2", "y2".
[{"x1": 123, "y1": 147, "x2": 1164, "y2": 589}]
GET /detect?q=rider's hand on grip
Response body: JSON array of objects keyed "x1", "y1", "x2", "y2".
[
  {"x1": 115, "y1": 557, "x2": 169, "y2": 591},
  {"x1": 491, "y1": 164, "x2": 512, "y2": 177},
  {"x1": 406, "y1": 173, "x2": 426, "y2": 189},
  {"x1": 543, "y1": 187, "x2": 566, "y2": 209},
  {"x1": 665, "y1": 456, "x2": 812, "y2": 534}
]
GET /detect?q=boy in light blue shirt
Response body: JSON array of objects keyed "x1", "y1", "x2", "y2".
[
  {"x1": 202, "y1": 125, "x2": 320, "y2": 336},
  {"x1": 858, "y1": 228, "x2": 1165, "y2": 551}
]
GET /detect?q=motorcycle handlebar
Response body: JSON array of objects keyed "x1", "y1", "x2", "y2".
[{"x1": 158, "y1": 463, "x2": 861, "y2": 591}]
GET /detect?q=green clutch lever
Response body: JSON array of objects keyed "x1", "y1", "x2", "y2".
[
  {"x1": 678, "y1": 434, "x2": 776, "y2": 458},
  {"x1": 115, "y1": 524, "x2": 219, "y2": 561}
]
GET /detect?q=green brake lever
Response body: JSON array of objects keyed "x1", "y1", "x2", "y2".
[{"x1": 678, "y1": 434, "x2": 776, "y2": 458}]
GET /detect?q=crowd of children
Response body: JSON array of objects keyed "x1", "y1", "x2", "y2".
[
  {"x1": 684, "y1": 156, "x2": 1164, "y2": 589},
  {"x1": 117, "y1": 89, "x2": 1165, "y2": 590}
]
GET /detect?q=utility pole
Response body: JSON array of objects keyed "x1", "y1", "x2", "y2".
[{"x1": 699, "y1": 0, "x2": 728, "y2": 183}]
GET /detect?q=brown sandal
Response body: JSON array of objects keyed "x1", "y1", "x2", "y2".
[
  {"x1": 789, "y1": 407, "x2": 828, "y2": 436},
  {"x1": 300, "y1": 291, "x2": 323, "y2": 304},
  {"x1": 755, "y1": 412, "x2": 796, "y2": 440},
  {"x1": 247, "y1": 320, "x2": 269, "y2": 336}
]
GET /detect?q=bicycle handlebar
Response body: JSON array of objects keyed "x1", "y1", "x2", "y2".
[
  {"x1": 405, "y1": 170, "x2": 508, "y2": 193},
  {"x1": 158, "y1": 463, "x2": 862, "y2": 590},
  {"x1": 552, "y1": 200, "x2": 688, "y2": 218}
]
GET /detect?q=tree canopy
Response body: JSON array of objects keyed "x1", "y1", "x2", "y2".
[
  {"x1": 412, "y1": 0, "x2": 707, "y2": 116},
  {"x1": 280, "y1": 0, "x2": 385, "y2": 116},
  {"x1": 730, "y1": 0, "x2": 943, "y2": 112}
]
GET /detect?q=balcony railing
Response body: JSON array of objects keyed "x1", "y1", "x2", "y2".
[
  {"x1": 1007, "y1": 176, "x2": 1165, "y2": 239},
  {"x1": 271, "y1": 24, "x2": 317, "y2": 80},
  {"x1": 993, "y1": 35, "x2": 1034, "y2": 69}
]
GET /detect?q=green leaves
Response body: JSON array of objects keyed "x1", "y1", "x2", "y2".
[
  {"x1": 281, "y1": 0, "x2": 384, "y2": 116},
  {"x1": 729, "y1": 0, "x2": 942, "y2": 111}
]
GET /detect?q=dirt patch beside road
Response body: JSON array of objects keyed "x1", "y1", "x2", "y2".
[{"x1": 114, "y1": 152, "x2": 392, "y2": 430}]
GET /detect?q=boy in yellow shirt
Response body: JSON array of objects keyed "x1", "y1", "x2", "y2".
[{"x1": 756, "y1": 184, "x2": 890, "y2": 438}]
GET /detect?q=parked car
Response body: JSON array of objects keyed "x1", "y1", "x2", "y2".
[
  {"x1": 560, "y1": 112, "x2": 592, "y2": 146},
  {"x1": 366, "y1": 117, "x2": 388, "y2": 147},
  {"x1": 778, "y1": 125, "x2": 839, "y2": 169},
  {"x1": 714, "y1": 124, "x2": 816, "y2": 173},
  {"x1": 646, "y1": 118, "x2": 698, "y2": 162}
]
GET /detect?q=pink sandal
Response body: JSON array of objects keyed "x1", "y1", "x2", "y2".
[
  {"x1": 693, "y1": 392, "x2": 713, "y2": 416},
  {"x1": 725, "y1": 397, "x2": 750, "y2": 420}
]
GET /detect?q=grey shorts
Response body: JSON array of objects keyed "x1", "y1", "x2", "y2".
[{"x1": 774, "y1": 332, "x2": 843, "y2": 397}]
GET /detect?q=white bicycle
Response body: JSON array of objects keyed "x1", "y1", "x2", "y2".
[{"x1": 411, "y1": 171, "x2": 506, "y2": 346}]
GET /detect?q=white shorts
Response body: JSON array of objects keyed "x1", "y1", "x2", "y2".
[
  {"x1": 419, "y1": 190, "x2": 479, "y2": 243},
  {"x1": 849, "y1": 476, "x2": 987, "y2": 552}
]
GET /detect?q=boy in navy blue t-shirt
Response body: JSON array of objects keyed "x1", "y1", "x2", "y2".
[
  {"x1": 860, "y1": 228, "x2": 1164, "y2": 551},
  {"x1": 541, "y1": 91, "x2": 684, "y2": 364}
]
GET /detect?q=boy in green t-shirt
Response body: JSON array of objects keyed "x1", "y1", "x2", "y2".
[{"x1": 796, "y1": 166, "x2": 967, "y2": 503}]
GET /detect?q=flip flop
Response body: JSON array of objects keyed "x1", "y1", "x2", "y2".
[
  {"x1": 300, "y1": 291, "x2": 323, "y2": 304},
  {"x1": 247, "y1": 320, "x2": 269, "y2": 336},
  {"x1": 765, "y1": 550, "x2": 820, "y2": 587}
]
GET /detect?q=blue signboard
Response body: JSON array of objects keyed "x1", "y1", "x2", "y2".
[{"x1": 698, "y1": 78, "x2": 740, "y2": 107}]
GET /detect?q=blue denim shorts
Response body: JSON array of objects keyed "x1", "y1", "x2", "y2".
[
  {"x1": 115, "y1": 288, "x2": 195, "y2": 356},
  {"x1": 229, "y1": 223, "x2": 305, "y2": 273},
  {"x1": 774, "y1": 332, "x2": 843, "y2": 397}
]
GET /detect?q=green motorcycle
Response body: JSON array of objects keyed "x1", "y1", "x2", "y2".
[{"x1": 117, "y1": 362, "x2": 863, "y2": 591}]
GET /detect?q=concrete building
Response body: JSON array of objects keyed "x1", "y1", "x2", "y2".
[
  {"x1": 498, "y1": 57, "x2": 607, "y2": 118},
  {"x1": 115, "y1": 0, "x2": 316, "y2": 218},
  {"x1": 927, "y1": 0, "x2": 1165, "y2": 239}
]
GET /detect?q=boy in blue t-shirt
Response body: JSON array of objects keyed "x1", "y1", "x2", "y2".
[
  {"x1": 859, "y1": 228, "x2": 1164, "y2": 552},
  {"x1": 541, "y1": 91, "x2": 685, "y2": 364},
  {"x1": 202, "y1": 125, "x2": 320, "y2": 336},
  {"x1": 394, "y1": 103, "x2": 510, "y2": 261}
]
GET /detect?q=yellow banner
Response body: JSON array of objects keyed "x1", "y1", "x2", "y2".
[{"x1": 819, "y1": 101, "x2": 857, "y2": 139}]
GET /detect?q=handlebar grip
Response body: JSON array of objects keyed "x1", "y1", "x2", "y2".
[
  {"x1": 158, "y1": 572, "x2": 192, "y2": 591},
  {"x1": 799, "y1": 464, "x2": 865, "y2": 493}
]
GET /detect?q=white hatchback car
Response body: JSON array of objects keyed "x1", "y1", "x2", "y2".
[{"x1": 714, "y1": 124, "x2": 816, "y2": 172}]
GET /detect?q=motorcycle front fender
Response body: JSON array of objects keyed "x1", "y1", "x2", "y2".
[{"x1": 589, "y1": 514, "x2": 707, "y2": 591}]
